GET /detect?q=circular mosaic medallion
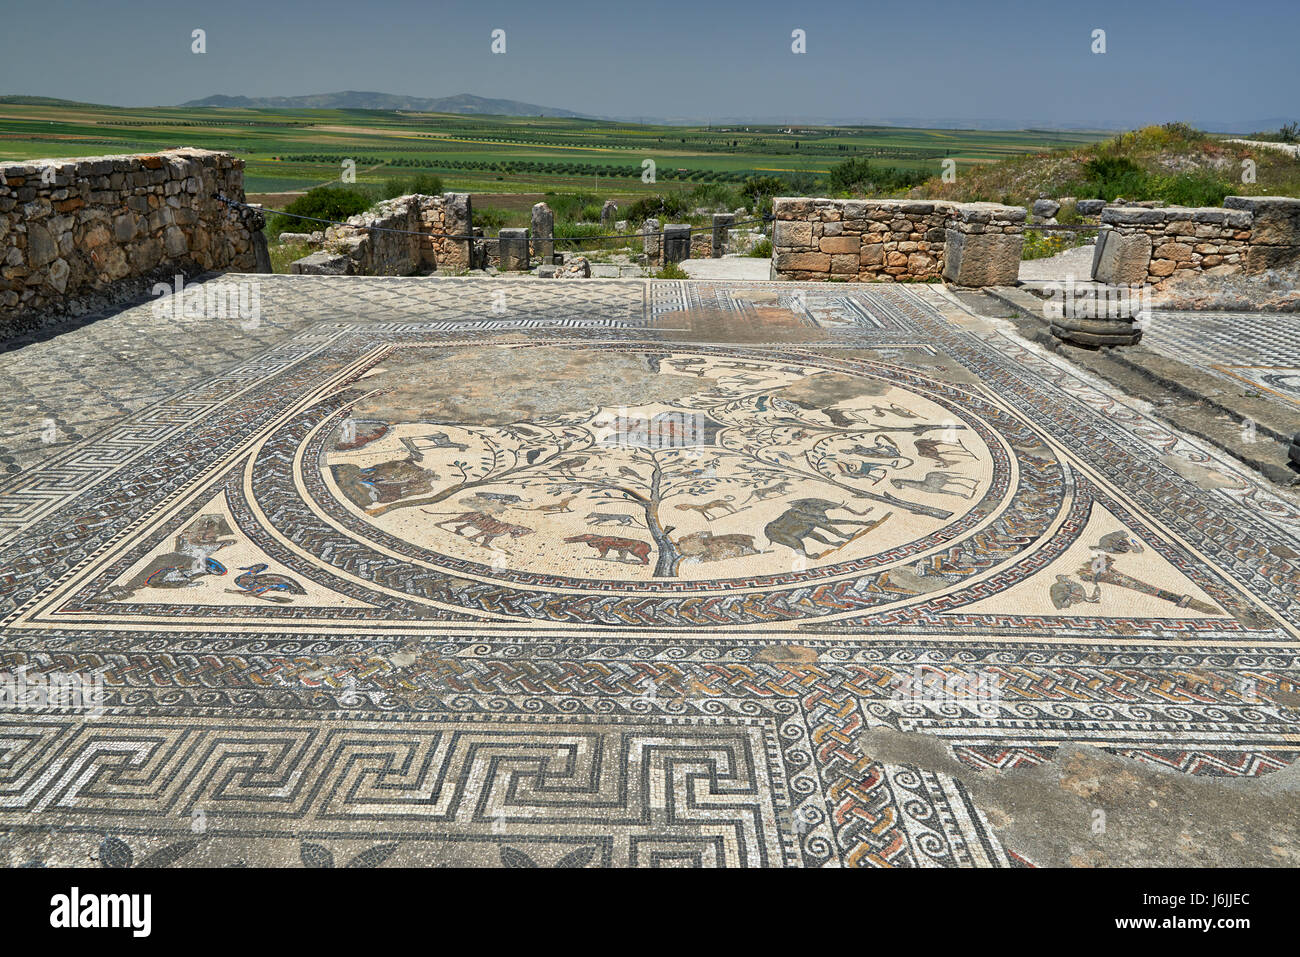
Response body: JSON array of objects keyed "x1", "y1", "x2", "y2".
[{"x1": 254, "y1": 344, "x2": 1068, "y2": 625}]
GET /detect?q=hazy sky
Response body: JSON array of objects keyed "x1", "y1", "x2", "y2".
[{"x1": 1, "y1": 0, "x2": 1296, "y2": 128}]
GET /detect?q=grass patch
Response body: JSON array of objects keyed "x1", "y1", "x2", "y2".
[{"x1": 268, "y1": 242, "x2": 311, "y2": 273}]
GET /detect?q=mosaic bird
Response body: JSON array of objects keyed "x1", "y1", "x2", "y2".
[{"x1": 230, "y1": 564, "x2": 306, "y2": 604}]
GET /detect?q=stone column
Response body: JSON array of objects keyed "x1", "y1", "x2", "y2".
[
  {"x1": 499, "y1": 228, "x2": 530, "y2": 271},
  {"x1": 531, "y1": 202, "x2": 554, "y2": 264},
  {"x1": 711, "y1": 213, "x2": 735, "y2": 258},
  {"x1": 600, "y1": 200, "x2": 618, "y2": 230},
  {"x1": 643, "y1": 218, "x2": 661, "y2": 264},
  {"x1": 663, "y1": 225, "x2": 691, "y2": 264},
  {"x1": 442, "y1": 192, "x2": 473, "y2": 270}
]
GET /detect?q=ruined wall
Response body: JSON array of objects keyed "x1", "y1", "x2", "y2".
[
  {"x1": 1, "y1": 149, "x2": 258, "y2": 330},
  {"x1": 291, "y1": 192, "x2": 472, "y2": 276},
  {"x1": 1092, "y1": 197, "x2": 1300, "y2": 289},
  {"x1": 770, "y1": 197, "x2": 1024, "y2": 284}
]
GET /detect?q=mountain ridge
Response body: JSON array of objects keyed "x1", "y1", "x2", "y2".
[{"x1": 178, "y1": 90, "x2": 590, "y2": 117}]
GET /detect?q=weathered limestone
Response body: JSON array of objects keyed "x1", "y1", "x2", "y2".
[
  {"x1": 663, "y1": 224, "x2": 691, "y2": 264},
  {"x1": 299, "y1": 192, "x2": 473, "y2": 276},
  {"x1": 1075, "y1": 199, "x2": 1107, "y2": 217},
  {"x1": 290, "y1": 250, "x2": 353, "y2": 275},
  {"x1": 1, "y1": 149, "x2": 260, "y2": 329},
  {"x1": 498, "y1": 228, "x2": 530, "y2": 271},
  {"x1": 711, "y1": 213, "x2": 734, "y2": 258},
  {"x1": 419, "y1": 192, "x2": 472, "y2": 271},
  {"x1": 1224, "y1": 196, "x2": 1300, "y2": 274},
  {"x1": 556, "y1": 255, "x2": 591, "y2": 278},
  {"x1": 1091, "y1": 230, "x2": 1154, "y2": 284},
  {"x1": 531, "y1": 202, "x2": 554, "y2": 263},
  {"x1": 771, "y1": 196, "x2": 1023, "y2": 285},
  {"x1": 600, "y1": 200, "x2": 618, "y2": 229},
  {"x1": 643, "y1": 218, "x2": 661, "y2": 264},
  {"x1": 1091, "y1": 202, "x2": 1262, "y2": 288},
  {"x1": 942, "y1": 204, "x2": 1026, "y2": 286}
]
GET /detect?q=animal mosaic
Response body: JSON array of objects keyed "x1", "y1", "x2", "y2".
[
  {"x1": 763, "y1": 498, "x2": 892, "y2": 557},
  {"x1": 564, "y1": 533, "x2": 652, "y2": 565},
  {"x1": 585, "y1": 512, "x2": 643, "y2": 528},
  {"x1": 673, "y1": 495, "x2": 741, "y2": 521},
  {"x1": 914, "y1": 436, "x2": 977, "y2": 468},
  {"x1": 104, "y1": 513, "x2": 237, "y2": 601},
  {"x1": 228, "y1": 563, "x2": 307, "y2": 604},
  {"x1": 889, "y1": 471, "x2": 980, "y2": 499},
  {"x1": 427, "y1": 510, "x2": 535, "y2": 548},
  {"x1": 674, "y1": 530, "x2": 762, "y2": 562}
]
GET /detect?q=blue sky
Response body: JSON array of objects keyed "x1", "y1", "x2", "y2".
[{"x1": 1, "y1": 0, "x2": 1296, "y2": 129}]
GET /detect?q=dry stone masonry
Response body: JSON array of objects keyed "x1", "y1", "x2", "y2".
[
  {"x1": 1091, "y1": 196, "x2": 1300, "y2": 289},
  {"x1": 1, "y1": 148, "x2": 259, "y2": 332},
  {"x1": 291, "y1": 193, "x2": 472, "y2": 275},
  {"x1": 770, "y1": 197, "x2": 1024, "y2": 285}
]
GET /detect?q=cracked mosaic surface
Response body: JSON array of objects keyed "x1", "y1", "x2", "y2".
[{"x1": 1, "y1": 277, "x2": 1297, "y2": 868}]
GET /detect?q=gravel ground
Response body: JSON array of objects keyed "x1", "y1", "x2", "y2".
[{"x1": 1017, "y1": 243, "x2": 1096, "y2": 282}]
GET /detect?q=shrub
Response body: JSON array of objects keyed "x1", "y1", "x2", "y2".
[
  {"x1": 829, "y1": 157, "x2": 927, "y2": 195},
  {"x1": 623, "y1": 193, "x2": 689, "y2": 224},
  {"x1": 1079, "y1": 155, "x2": 1148, "y2": 200},
  {"x1": 748, "y1": 238, "x2": 772, "y2": 259},
  {"x1": 474, "y1": 207, "x2": 510, "y2": 231},
  {"x1": 653, "y1": 261, "x2": 690, "y2": 279},
  {"x1": 1151, "y1": 172, "x2": 1231, "y2": 208},
  {"x1": 268, "y1": 186, "x2": 371, "y2": 239}
]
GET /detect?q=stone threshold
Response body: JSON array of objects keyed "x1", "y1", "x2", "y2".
[{"x1": 982, "y1": 284, "x2": 1299, "y2": 486}]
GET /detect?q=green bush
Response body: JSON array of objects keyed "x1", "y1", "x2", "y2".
[
  {"x1": 623, "y1": 193, "x2": 690, "y2": 224},
  {"x1": 653, "y1": 261, "x2": 690, "y2": 279},
  {"x1": 748, "y1": 238, "x2": 772, "y2": 259},
  {"x1": 1151, "y1": 172, "x2": 1231, "y2": 208},
  {"x1": 268, "y1": 186, "x2": 372, "y2": 239},
  {"x1": 828, "y1": 157, "x2": 927, "y2": 195},
  {"x1": 1079, "y1": 155, "x2": 1148, "y2": 200},
  {"x1": 474, "y1": 207, "x2": 510, "y2": 231}
]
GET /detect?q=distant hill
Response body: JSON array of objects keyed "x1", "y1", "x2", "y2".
[
  {"x1": 0, "y1": 95, "x2": 102, "y2": 107},
  {"x1": 178, "y1": 91, "x2": 589, "y2": 118}
]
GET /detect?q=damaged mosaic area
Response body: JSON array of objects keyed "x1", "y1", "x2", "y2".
[{"x1": 1, "y1": 278, "x2": 1297, "y2": 867}]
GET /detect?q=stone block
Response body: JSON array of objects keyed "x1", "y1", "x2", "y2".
[
  {"x1": 942, "y1": 229, "x2": 1023, "y2": 286},
  {"x1": 1091, "y1": 230, "x2": 1153, "y2": 284},
  {"x1": 290, "y1": 251, "x2": 353, "y2": 275},
  {"x1": 1075, "y1": 199, "x2": 1106, "y2": 216},
  {"x1": 663, "y1": 224, "x2": 692, "y2": 264},
  {"x1": 531, "y1": 202, "x2": 554, "y2": 263},
  {"x1": 711, "y1": 213, "x2": 734, "y2": 258},
  {"x1": 1243, "y1": 244, "x2": 1300, "y2": 275},
  {"x1": 1225, "y1": 195, "x2": 1300, "y2": 246},
  {"x1": 774, "y1": 220, "x2": 812, "y2": 248},
  {"x1": 498, "y1": 228, "x2": 530, "y2": 270},
  {"x1": 818, "y1": 235, "x2": 859, "y2": 255},
  {"x1": 775, "y1": 251, "x2": 831, "y2": 272}
]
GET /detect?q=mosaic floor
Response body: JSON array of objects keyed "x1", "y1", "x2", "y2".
[
  {"x1": 1141, "y1": 309, "x2": 1300, "y2": 410},
  {"x1": 1, "y1": 277, "x2": 1298, "y2": 867}
]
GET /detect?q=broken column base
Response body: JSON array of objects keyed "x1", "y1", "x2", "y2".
[{"x1": 1049, "y1": 314, "x2": 1142, "y2": 348}]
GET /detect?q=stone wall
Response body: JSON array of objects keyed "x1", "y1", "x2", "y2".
[
  {"x1": 1, "y1": 148, "x2": 259, "y2": 330},
  {"x1": 770, "y1": 197, "x2": 1024, "y2": 284},
  {"x1": 290, "y1": 192, "x2": 472, "y2": 276},
  {"x1": 1092, "y1": 197, "x2": 1300, "y2": 288}
]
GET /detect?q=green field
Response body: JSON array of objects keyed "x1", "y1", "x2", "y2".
[{"x1": 0, "y1": 98, "x2": 1112, "y2": 201}]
